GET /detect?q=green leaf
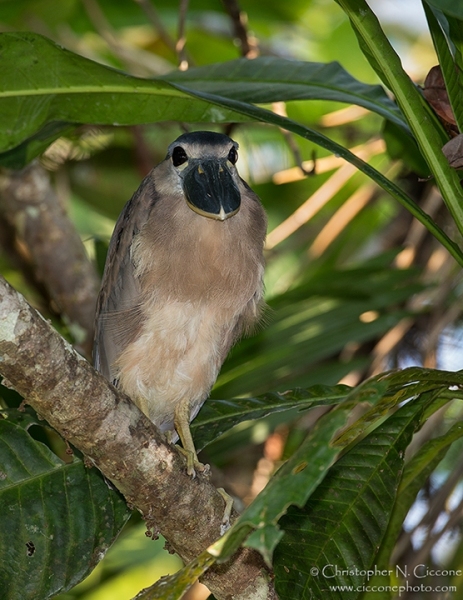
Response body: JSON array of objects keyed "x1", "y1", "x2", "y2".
[
  {"x1": 424, "y1": 3, "x2": 463, "y2": 132},
  {"x1": 373, "y1": 420, "x2": 463, "y2": 575},
  {"x1": 164, "y1": 57, "x2": 409, "y2": 132},
  {"x1": 0, "y1": 419, "x2": 131, "y2": 600},
  {"x1": 273, "y1": 391, "x2": 438, "y2": 600},
  {"x1": 378, "y1": 365, "x2": 463, "y2": 387},
  {"x1": 332, "y1": 367, "x2": 463, "y2": 447},
  {"x1": 209, "y1": 368, "x2": 463, "y2": 577},
  {"x1": 383, "y1": 120, "x2": 430, "y2": 177},
  {"x1": 425, "y1": 0, "x2": 463, "y2": 19},
  {"x1": 401, "y1": 421, "x2": 463, "y2": 492},
  {"x1": 209, "y1": 405, "x2": 356, "y2": 566},
  {"x1": 0, "y1": 121, "x2": 76, "y2": 169},
  {"x1": 0, "y1": 408, "x2": 40, "y2": 429},
  {"x1": 134, "y1": 548, "x2": 215, "y2": 600},
  {"x1": 192, "y1": 385, "x2": 350, "y2": 452},
  {"x1": 1, "y1": 33, "x2": 461, "y2": 265},
  {"x1": 334, "y1": 0, "x2": 463, "y2": 244},
  {"x1": 0, "y1": 32, "x2": 247, "y2": 167}
]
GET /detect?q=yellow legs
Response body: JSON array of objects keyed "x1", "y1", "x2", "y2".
[
  {"x1": 174, "y1": 399, "x2": 234, "y2": 533},
  {"x1": 174, "y1": 399, "x2": 205, "y2": 478}
]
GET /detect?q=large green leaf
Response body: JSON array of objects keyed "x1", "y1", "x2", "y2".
[
  {"x1": 360, "y1": 417, "x2": 463, "y2": 599},
  {"x1": 0, "y1": 32, "x2": 246, "y2": 167},
  {"x1": 333, "y1": 367, "x2": 463, "y2": 447},
  {"x1": 367, "y1": 420, "x2": 463, "y2": 585},
  {"x1": 209, "y1": 405, "x2": 353, "y2": 566},
  {"x1": 273, "y1": 390, "x2": 439, "y2": 600},
  {"x1": 0, "y1": 34, "x2": 407, "y2": 162},
  {"x1": 0, "y1": 418, "x2": 131, "y2": 600},
  {"x1": 192, "y1": 385, "x2": 350, "y2": 452},
  {"x1": 164, "y1": 58, "x2": 409, "y2": 131},
  {"x1": 207, "y1": 368, "x2": 463, "y2": 576}
]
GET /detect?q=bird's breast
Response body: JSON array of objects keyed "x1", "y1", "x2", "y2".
[
  {"x1": 115, "y1": 299, "x2": 239, "y2": 432},
  {"x1": 135, "y1": 198, "x2": 264, "y2": 309},
  {"x1": 117, "y1": 191, "x2": 266, "y2": 432}
]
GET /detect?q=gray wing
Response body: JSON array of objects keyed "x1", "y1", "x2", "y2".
[{"x1": 93, "y1": 172, "x2": 159, "y2": 383}]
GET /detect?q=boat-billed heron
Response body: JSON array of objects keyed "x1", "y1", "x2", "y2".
[{"x1": 93, "y1": 131, "x2": 267, "y2": 476}]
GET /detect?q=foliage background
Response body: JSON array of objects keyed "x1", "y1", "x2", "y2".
[{"x1": 1, "y1": 0, "x2": 463, "y2": 599}]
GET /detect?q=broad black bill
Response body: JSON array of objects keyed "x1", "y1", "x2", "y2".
[{"x1": 183, "y1": 159, "x2": 241, "y2": 221}]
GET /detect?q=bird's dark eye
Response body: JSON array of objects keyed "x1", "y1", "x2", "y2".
[
  {"x1": 228, "y1": 146, "x2": 238, "y2": 165},
  {"x1": 172, "y1": 146, "x2": 188, "y2": 167}
]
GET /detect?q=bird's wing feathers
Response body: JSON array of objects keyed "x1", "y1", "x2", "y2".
[{"x1": 93, "y1": 173, "x2": 158, "y2": 382}]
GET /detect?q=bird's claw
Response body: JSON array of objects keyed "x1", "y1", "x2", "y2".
[
  {"x1": 176, "y1": 445, "x2": 209, "y2": 478},
  {"x1": 217, "y1": 488, "x2": 234, "y2": 535}
]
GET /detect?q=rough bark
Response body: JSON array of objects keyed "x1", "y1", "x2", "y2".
[
  {"x1": 0, "y1": 276, "x2": 277, "y2": 599},
  {"x1": 0, "y1": 161, "x2": 100, "y2": 357}
]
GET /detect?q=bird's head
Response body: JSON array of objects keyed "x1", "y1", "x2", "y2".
[{"x1": 166, "y1": 131, "x2": 242, "y2": 221}]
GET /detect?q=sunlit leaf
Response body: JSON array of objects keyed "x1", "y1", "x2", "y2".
[
  {"x1": 209, "y1": 406, "x2": 354, "y2": 565},
  {"x1": 333, "y1": 367, "x2": 463, "y2": 447},
  {"x1": 334, "y1": 0, "x2": 463, "y2": 254}
]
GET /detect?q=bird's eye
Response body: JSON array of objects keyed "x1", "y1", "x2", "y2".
[
  {"x1": 228, "y1": 146, "x2": 238, "y2": 165},
  {"x1": 172, "y1": 146, "x2": 188, "y2": 167}
]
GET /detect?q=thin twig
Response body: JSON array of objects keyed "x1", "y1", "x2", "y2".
[
  {"x1": 81, "y1": 0, "x2": 172, "y2": 75},
  {"x1": 177, "y1": 0, "x2": 190, "y2": 70},
  {"x1": 81, "y1": 0, "x2": 125, "y2": 60},
  {"x1": 273, "y1": 102, "x2": 315, "y2": 178},
  {"x1": 221, "y1": 0, "x2": 258, "y2": 58},
  {"x1": 392, "y1": 456, "x2": 463, "y2": 567},
  {"x1": 133, "y1": 0, "x2": 177, "y2": 53}
]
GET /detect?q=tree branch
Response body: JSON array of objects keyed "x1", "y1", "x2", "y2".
[
  {"x1": 0, "y1": 276, "x2": 277, "y2": 599},
  {"x1": 0, "y1": 161, "x2": 100, "y2": 357}
]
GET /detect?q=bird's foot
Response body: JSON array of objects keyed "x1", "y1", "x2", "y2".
[
  {"x1": 173, "y1": 400, "x2": 210, "y2": 478},
  {"x1": 176, "y1": 445, "x2": 210, "y2": 478},
  {"x1": 217, "y1": 487, "x2": 234, "y2": 535}
]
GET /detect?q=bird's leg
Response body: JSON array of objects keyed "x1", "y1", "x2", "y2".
[
  {"x1": 174, "y1": 399, "x2": 206, "y2": 478},
  {"x1": 174, "y1": 402, "x2": 233, "y2": 532},
  {"x1": 217, "y1": 488, "x2": 234, "y2": 535},
  {"x1": 135, "y1": 396, "x2": 151, "y2": 419}
]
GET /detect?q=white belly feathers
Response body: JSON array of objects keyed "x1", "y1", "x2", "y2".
[{"x1": 116, "y1": 299, "x2": 235, "y2": 433}]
